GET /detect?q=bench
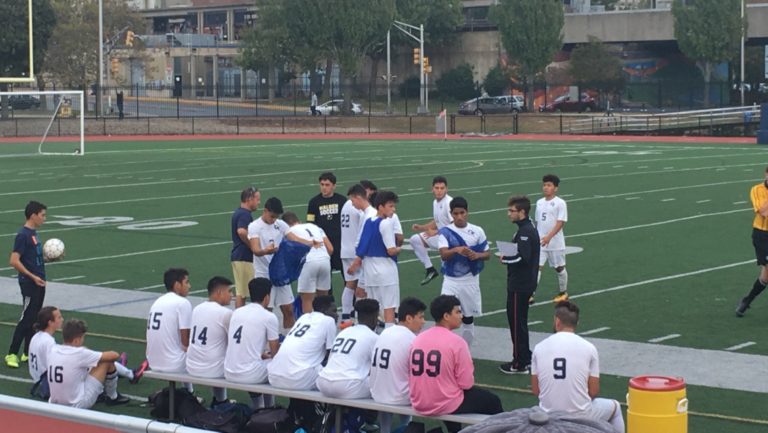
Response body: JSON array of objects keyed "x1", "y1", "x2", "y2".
[{"x1": 143, "y1": 370, "x2": 490, "y2": 431}]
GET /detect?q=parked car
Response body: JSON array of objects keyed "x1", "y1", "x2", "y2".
[
  {"x1": 8, "y1": 95, "x2": 41, "y2": 110},
  {"x1": 539, "y1": 93, "x2": 597, "y2": 113},
  {"x1": 458, "y1": 96, "x2": 521, "y2": 115},
  {"x1": 496, "y1": 95, "x2": 526, "y2": 112},
  {"x1": 308, "y1": 99, "x2": 364, "y2": 115}
]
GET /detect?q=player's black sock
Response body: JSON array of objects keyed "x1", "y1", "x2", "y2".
[{"x1": 746, "y1": 279, "x2": 767, "y2": 302}]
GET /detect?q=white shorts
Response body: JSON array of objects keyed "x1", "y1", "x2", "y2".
[
  {"x1": 316, "y1": 377, "x2": 370, "y2": 399},
  {"x1": 587, "y1": 398, "x2": 621, "y2": 423},
  {"x1": 298, "y1": 260, "x2": 331, "y2": 293},
  {"x1": 269, "y1": 365, "x2": 321, "y2": 390},
  {"x1": 225, "y1": 362, "x2": 270, "y2": 384},
  {"x1": 75, "y1": 375, "x2": 104, "y2": 409},
  {"x1": 539, "y1": 249, "x2": 566, "y2": 268},
  {"x1": 441, "y1": 276, "x2": 482, "y2": 317},
  {"x1": 255, "y1": 272, "x2": 294, "y2": 307},
  {"x1": 411, "y1": 233, "x2": 440, "y2": 250},
  {"x1": 342, "y1": 258, "x2": 361, "y2": 282},
  {"x1": 366, "y1": 283, "x2": 399, "y2": 310}
]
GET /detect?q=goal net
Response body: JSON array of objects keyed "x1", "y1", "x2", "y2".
[{"x1": 0, "y1": 90, "x2": 85, "y2": 157}]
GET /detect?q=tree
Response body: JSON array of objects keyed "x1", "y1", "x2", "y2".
[
  {"x1": 483, "y1": 64, "x2": 510, "y2": 96},
  {"x1": 436, "y1": 64, "x2": 476, "y2": 101},
  {"x1": 672, "y1": 0, "x2": 744, "y2": 107},
  {"x1": 491, "y1": 0, "x2": 564, "y2": 110},
  {"x1": 569, "y1": 36, "x2": 625, "y2": 107}
]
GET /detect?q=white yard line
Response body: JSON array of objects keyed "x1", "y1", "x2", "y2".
[
  {"x1": 91, "y1": 280, "x2": 126, "y2": 286},
  {"x1": 648, "y1": 334, "x2": 682, "y2": 343},
  {"x1": 581, "y1": 327, "x2": 611, "y2": 336},
  {"x1": 52, "y1": 276, "x2": 86, "y2": 282},
  {"x1": 725, "y1": 342, "x2": 756, "y2": 351}
]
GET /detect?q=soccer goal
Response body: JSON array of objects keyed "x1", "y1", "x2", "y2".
[{"x1": 0, "y1": 90, "x2": 85, "y2": 156}]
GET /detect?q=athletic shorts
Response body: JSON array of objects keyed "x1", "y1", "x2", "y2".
[
  {"x1": 298, "y1": 260, "x2": 331, "y2": 293},
  {"x1": 441, "y1": 276, "x2": 482, "y2": 317},
  {"x1": 256, "y1": 272, "x2": 293, "y2": 308},
  {"x1": 269, "y1": 365, "x2": 321, "y2": 390},
  {"x1": 225, "y1": 361, "x2": 270, "y2": 384},
  {"x1": 753, "y1": 228, "x2": 768, "y2": 266},
  {"x1": 410, "y1": 233, "x2": 440, "y2": 250},
  {"x1": 539, "y1": 249, "x2": 566, "y2": 268},
  {"x1": 366, "y1": 283, "x2": 399, "y2": 310},
  {"x1": 75, "y1": 375, "x2": 104, "y2": 409},
  {"x1": 316, "y1": 377, "x2": 370, "y2": 399},
  {"x1": 587, "y1": 398, "x2": 621, "y2": 423},
  {"x1": 342, "y1": 258, "x2": 361, "y2": 282},
  {"x1": 231, "y1": 261, "x2": 254, "y2": 298}
]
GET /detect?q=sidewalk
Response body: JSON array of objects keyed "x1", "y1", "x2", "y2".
[{"x1": 2, "y1": 277, "x2": 765, "y2": 393}]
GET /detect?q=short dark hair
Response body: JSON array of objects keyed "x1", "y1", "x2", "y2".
[
  {"x1": 508, "y1": 195, "x2": 531, "y2": 216},
  {"x1": 282, "y1": 211, "x2": 300, "y2": 225},
  {"x1": 374, "y1": 190, "x2": 398, "y2": 209},
  {"x1": 429, "y1": 295, "x2": 461, "y2": 323},
  {"x1": 555, "y1": 301, "x2": 580, "y2": 328},
  {"x1": 264, "y1": 197, "x2": 284, "y2": 214},
  {"x1": 354, "y1": 298, "x2": 380, "y2": 323},
  {"x1": 34, "y1": 306, "x2": 58, "y2": 332},
  {"x1": 164, "y1": 268, "x2": 189, "y2": 291},
  {"x1": 359, "y1": 180, "x2": 377, "y2": 191},
  {"x1": 207, "y1": 276, "x2": 232, "y2": 296},
  {"x1": 62, "y1": 319, "x2": 87, "y2": 343},
  {"x1": 248, "y1": 277, "x2": 272, "y2": 303},
  {"x1": 398, "y1": 297, "x2": 427, "y2": 322},
  {"x1": 25, "y1": 201, "x2": 46, "y2": 220},
  {"x1": 313, "y1": 295, "x2": 336, "y2": 314},
  {"x1": 368, "y1": 191, "x2": 378, "y2": 206},
  {"x1": 450, "y1": 196, "x2": 468, "y2": 211},
  {"x1": 347, "y1": 184, "x2": 367, "y2": 198},
  {"x1": 319, "y1": 172, "x2": 337, "y2": 184},
  {"x1": 432, "y1": 176, "x2": 447, "y2": 186},
  {"x1": 542, "y1": 174, "x2": 560, "y2": 186},
  {"x1": 240, "y1": 186, "x2": 259, "y2": 203}
]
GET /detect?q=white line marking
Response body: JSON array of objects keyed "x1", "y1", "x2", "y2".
[
  {"x1": 664, "y1": 167, "x2": 674, "y2": 169},
  {"x1": 135, "y1": 284, "x2": 165, "y2": 291},
  {"x1": 612, "y1": 165, "x2": 623, "y2": 168},
  {"x1": 53, "y1": 276, "x2": 85, "y2": 282},
  {"x1": 467, "y1": 190, "x2": 482, "y2": 194},
  {"x1": 276, "y1": 182, "x2": 292, "y2": 186},
  {"x1": 528, "y1": 321, "x2": 542, "y2": 326},
  {"x1": 408, "y1": 188, "x2": 422, "y2": 191},
  {"x1": 637, "y1": 166, "x2": 648, "y2": 168},
  {"x1": 496, "y1": 191, "x2": 507, "y2": 195},
  {"x1": 481, "y1": 259, "x2": 753, "y2": 318},
  {"x1": 696, "y1": 199, "x2": 711, "y2": 204},
  {"x1": 661, "y1": 198, "x2": 676, "y2": 202},
  {"x1": 625, "y1": 197, "x2": 641, "y2": 200},
  {"x1": 733, "y1": 201, "x2": 747, "y2": 205},
  {"x1": 91, "y1": 279, "x2": 125, "y2": 286},
  {"x1": 581, "y1": 327, "x2": 611, "y2": 336},
  {"x1": 725, "y1": 342, "x2": 756, "y2": 351},
  {"x1": 648, "y1": 334, "x2": 681, "y2": 343}
]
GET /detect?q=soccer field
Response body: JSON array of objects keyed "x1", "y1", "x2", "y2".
[{"x1": 0, "y1": 135, "x2": 766, "y2": 431}]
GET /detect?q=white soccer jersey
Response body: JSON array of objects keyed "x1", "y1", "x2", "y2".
[
  {"x1": 434, "y1": 194, "x2": 453, "y2": 229},
  {"x1": 531, "y1": 331, "x2": 599, "y2": 414},
  {"x1": 28, "y1": 331, "x2": 55, "y2": 382},
  {"x1": 370, "y1": 325, "x2": 416, "y2": 405},
  {"x1": 289, "y1": 223, "x2": 330, "y2": 262},
  {"x1": 146, "y1": 292, "x2": 192, "y2": 372},
  {"x1": 318, "y1": 324, "x2": 379, "y2": 382},
  {"x1": 186, "y1": 301, "x2": 232, "y2": 378},
  {"x1": 268, "y1": 312, "x2": 337, "y2": 380},
  {"x1": 224, "y1": 303, "x2": 279, "y2": 380},
  {"x1": 247, "y1": 217, "x2": 289, "y2": 275},
  {"x1": 437, "y1": 222, "x2": 489, "y2": 281},
  {"x1": 535, "y1": 196, "x2": 568, "y2": 251},
  {"x1": 47, "y1": 344, "x2": 102, "y2": 406},
  {"x1": 390, "y1": 212, "x2": 403, "y2": 235},
  {"x1": 361, "y1": 217, "x2": 399, "y2": 288},
  {"x1": 340, "y1": 200, "x2": 365, "y2": 259}
]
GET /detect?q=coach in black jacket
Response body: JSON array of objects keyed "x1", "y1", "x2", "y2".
[{"x1": 499, "y1": 195, "x2": 540, "y2": 375}]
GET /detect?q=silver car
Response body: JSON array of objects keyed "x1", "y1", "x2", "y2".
[
  {"x1": 309, "y1": 99, "x2": 364, "y2": 115},
  {"x1": 458, "y1": 96, "x2": 522, "y2": 115}
]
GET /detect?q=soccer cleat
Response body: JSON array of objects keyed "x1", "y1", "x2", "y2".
[
  {"x1": 130, "y1": 359, "x2": 149, "y2": 384},
  {"x1": 20, "y1": 354, "x2": 29, "y2": 363},
  {"x1": 339, "y1": 319, "x2": 355, "y2": 330},
  {"x1": 420, "y1": 268, "x2": 439, "y2": 286},
  {"x1": 735, "y1": 297, "x2": 751, "y2": 317},
  {"x1": 104, "y1": 393, "x2": 130, "y2": 406},
  {"x1": 118, "y1": 352, "x2": 128, "y2": 367},
  {"x1": 5, "y1": 354, "x2": 19, "y2": 368},
  {"x1": 553, "y1": 292, "x2": 569, "y2": 303},
  {"x1": 499, "y1": 362, "x2": 530, "y2": 375}
]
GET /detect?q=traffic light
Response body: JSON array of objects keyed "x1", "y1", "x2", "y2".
[
  {"x1": 423, "y1": 56, "x2": 429, "y2": 72},
  {"x1": 412, "y1": 48, "x2": 420, "y2": 65},
  {"x1": 110, "y1": 58, "x2": 118, "y2": 76},
  {"x1": 125, "y1": 31, "x2": 135, "y2": 47}
]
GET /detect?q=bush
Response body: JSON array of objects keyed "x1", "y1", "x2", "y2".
[
  {"x1": 483, "y1": 65, "x2": 509, "y2": 96},
  {"x1": 398, "y1": 76, "x2": 421, "y2": 98},
  {"x1": 436, "y1": 64, "x2": 477, "y2": 101}
]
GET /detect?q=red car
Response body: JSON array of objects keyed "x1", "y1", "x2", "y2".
[{"x1": 539, "y1": 93, "x2": 597, "y2": 112}]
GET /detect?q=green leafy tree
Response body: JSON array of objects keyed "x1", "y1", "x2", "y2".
[
  {"x1": 483, "y1": 64, "x2": 510, "y2": 96},
  {"x1": 672, "y1": 0, "x2": 745, "y2": 106},
  {"x1": 436, "y1": 63, "x2": 476, "y2": 101},
  {"x1": 491, "y1": 0, "x2": 564, "y2": 110},
  {"x1": 569, "y1": 36, "x2": 625, "y2": 106}
]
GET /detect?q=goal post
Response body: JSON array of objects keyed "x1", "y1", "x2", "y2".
[{"x1": 0, "y1": 90, "x2": 85, "y2": 156}]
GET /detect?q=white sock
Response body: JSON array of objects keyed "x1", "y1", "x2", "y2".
[
  {"x1": 113, "y1": 361, "x2": 133, "y2": 380},
  {"x1": 557, "y1": 268, "x2": 568, "y2": 293},
  {"x1": 104, "y1": 371, "x2": 118, "y2": 399},
  {"x1": 410, "y1": 234, "x2": 432, "y2": 269},
  {"x1": 461, "y1": 323, "x2": 475, "y2": 346},
  {"x1": 537, "y1": 269, "x2": 542, "y2": 284},
  {"x1": 263, "y1": 394, "x2": 274, "y2": 407},
  {"x1": 184, "y1": 382, "x2": 194, "y2": 392},
  {"x1": 250, "y1": 393, "x2": 264, "y2": 409},
  {"x1": 213, "y1": 387, "x2": 227, "y2": 402},
  {"x1": 342, "y1": 287, "x2": 355, "y2": 316}
]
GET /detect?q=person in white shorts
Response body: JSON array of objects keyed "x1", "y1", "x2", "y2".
[
  {"x1": 283, "y1": 212, "x2": 333, "y2": 314},
  {"x1": 370, "y1": 297, "x2": 427, "y2": 433},
  {"x1": 437, "y1": 197, "x2": 490, "y2": 346},
  {"x1": 409, "y1": 176, "x2": 453, "y2": 286},
  {"x1": 186, "y1": 276, "x2": 234, "y2": 407},
  {"x1": 268, "y1": 295, "x2": 338, "y2": 390},
  {"x1": 248, "y1": 197, "x2": 295, "y2": 334},
  {"x1": 225, "y1": 277, "x2": 280, "y2": 409},
  {"x1": 48, "y1": 319, "x2": 129, "y2": 408},
  {"x1": 535, "y1": 174, "x2": 569, "y2": 303},
  {"x1": 339, "y1": 184, "x2": 371, "y2": 322},
  {"x1": 531, "y1": 301, "x2": 624, "y2": 433},
  {"x1": 348, "y1": 191, "x2": 401, "y2": 326}
]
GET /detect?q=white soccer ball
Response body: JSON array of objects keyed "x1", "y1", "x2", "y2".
[{"x1": 43, "y1": 238, "x2": 65, "y2": 262}]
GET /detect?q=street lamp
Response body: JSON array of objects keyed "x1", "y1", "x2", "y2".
[
  {"x1": 387, "y1": 21, "x2": 427, "y2": 114},
  {"x1": 740, "y1": 0, "x2": 745, "y2": 106}
]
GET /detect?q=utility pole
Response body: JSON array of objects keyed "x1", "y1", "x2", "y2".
[
  {"x1": 740, "y1": 0, "x2": 745, "y2": 106},
  {"x1": 98, "y1": 0, "x2": 104, "y2": 116},
  {"x1": 390, "y1": 20, "x2": 427, "y2": 114}
]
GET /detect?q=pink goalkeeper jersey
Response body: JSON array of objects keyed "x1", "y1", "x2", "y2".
[{"x1": 408, "y1": 325, "x2": 474, "y2": 415}]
